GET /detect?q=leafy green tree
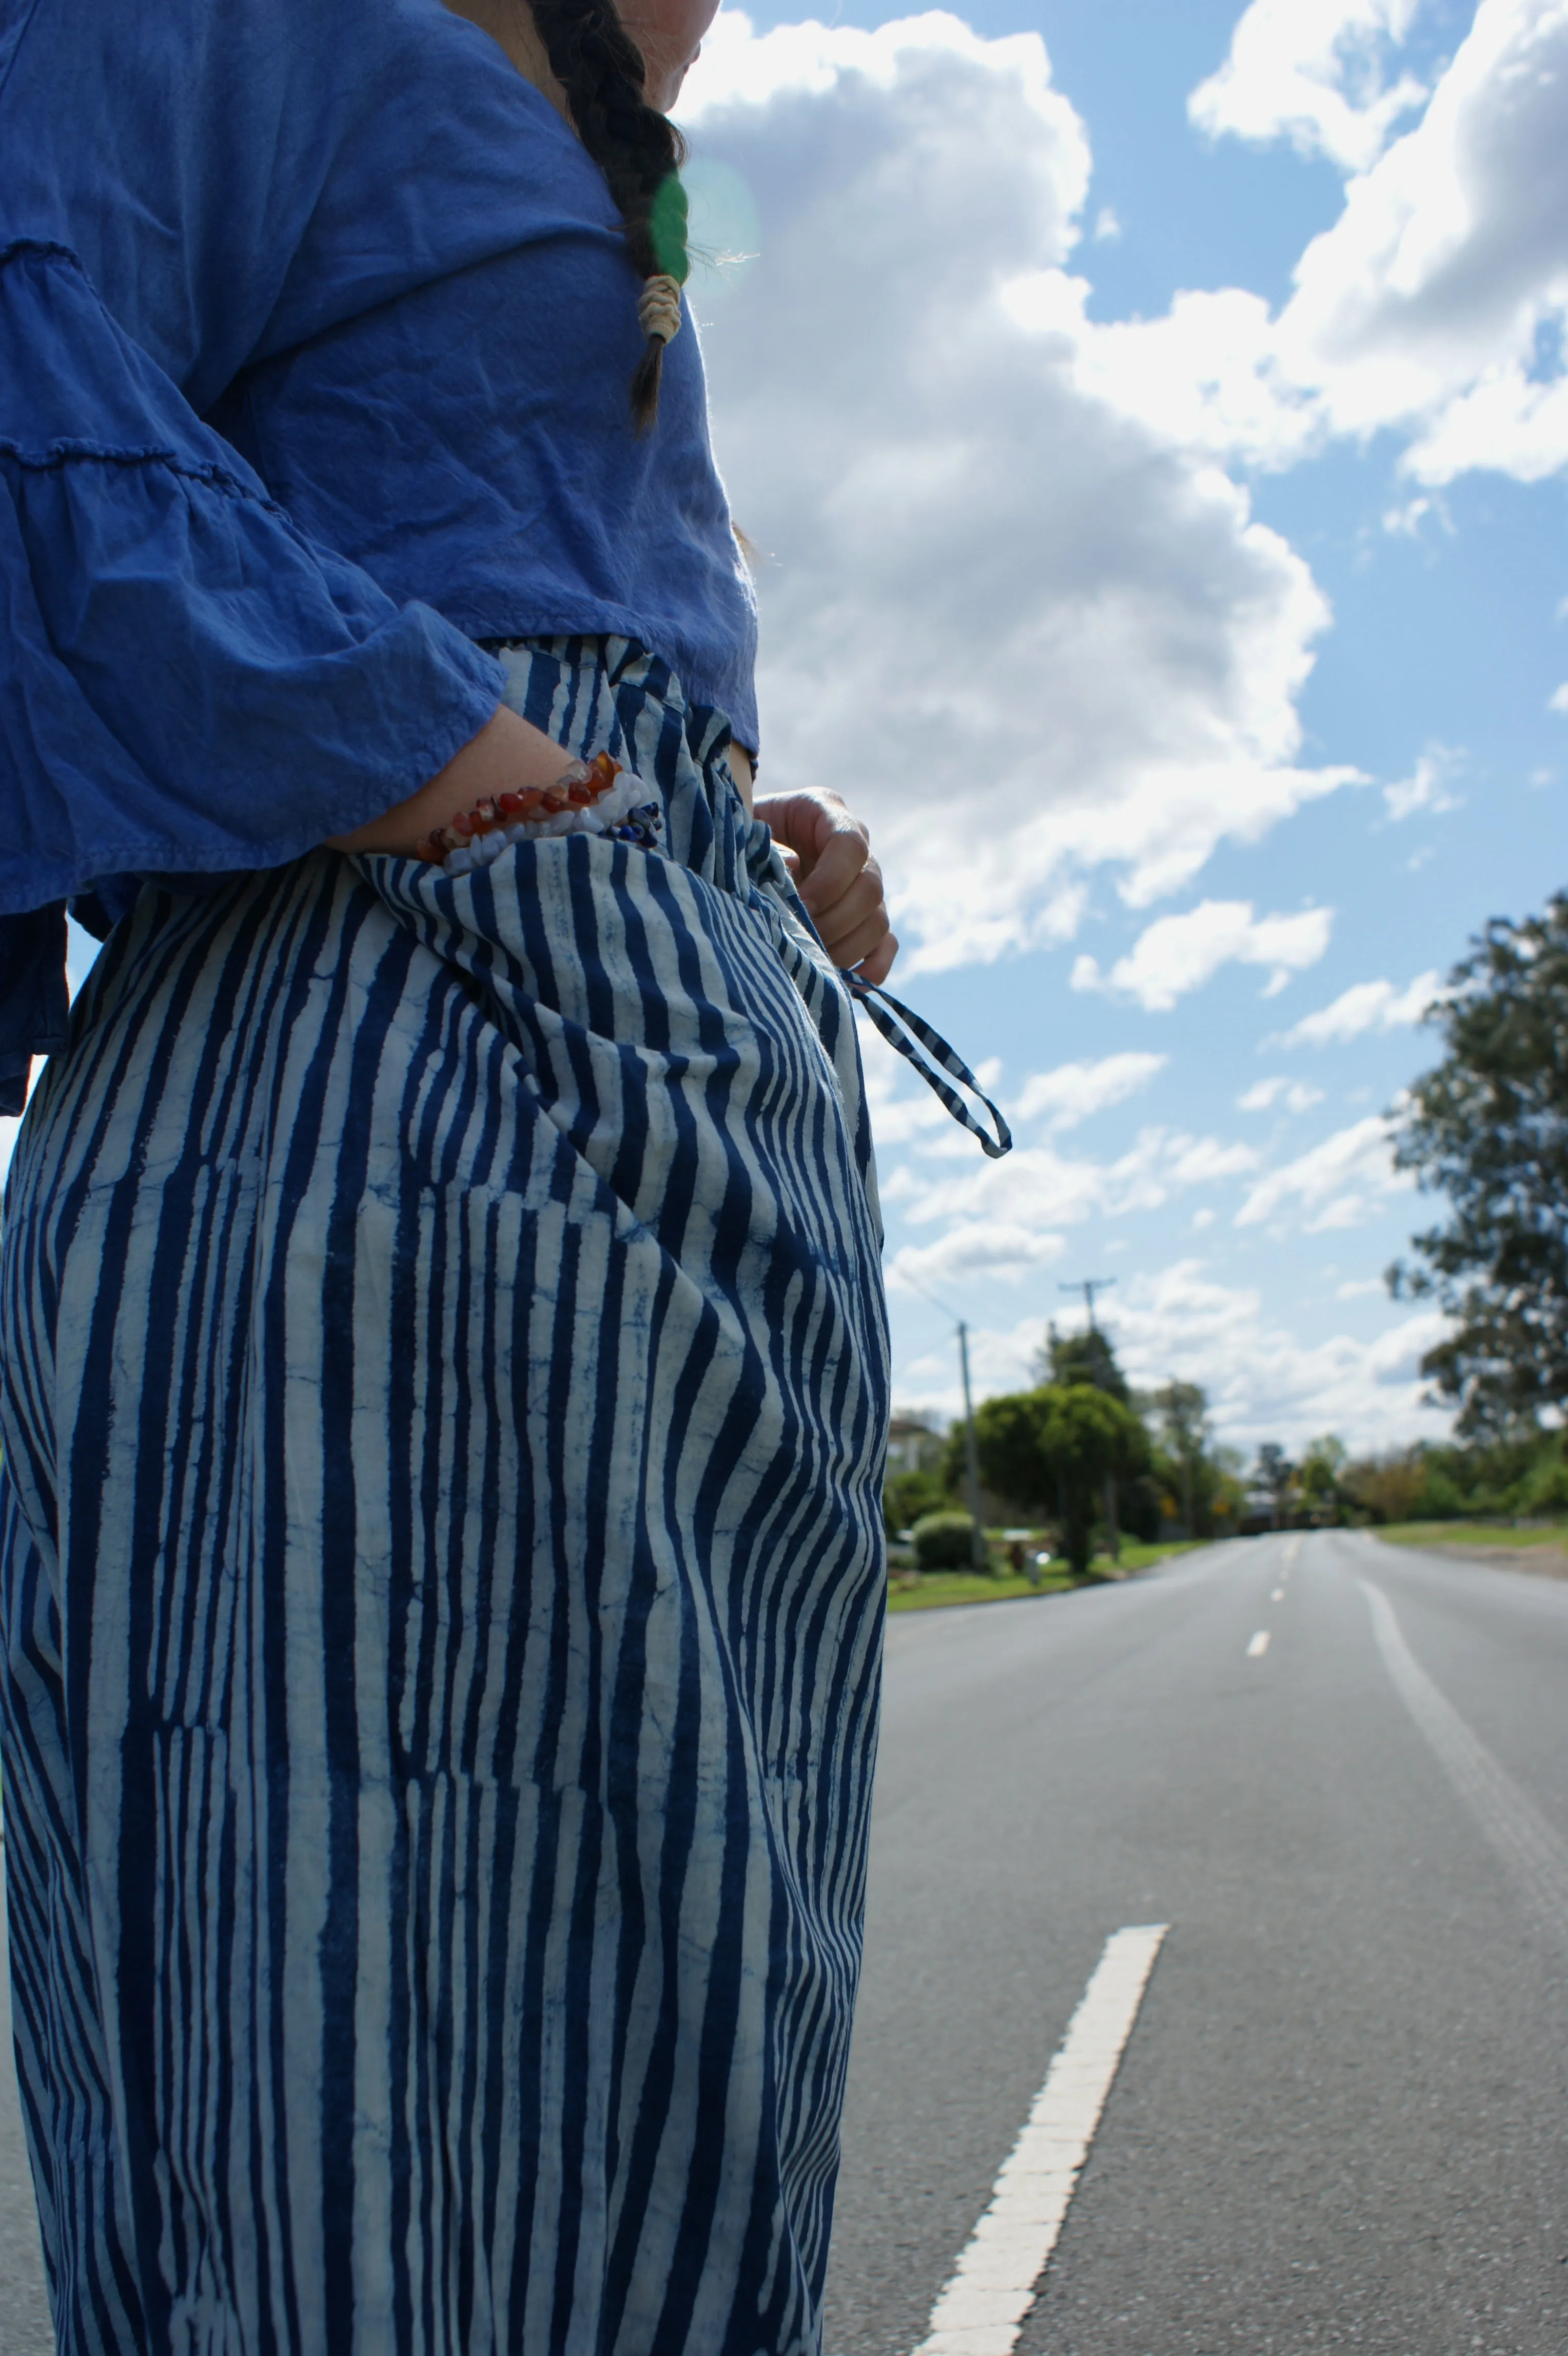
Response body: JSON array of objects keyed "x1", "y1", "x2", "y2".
[
  {"x1": 1255, "y1": 1442, "x2": 1294, "y2": 1528},
  {"x1": 1034, "y1": 1320, "x2": 1131, "y2": 1400},
  {"x1": 1341, "y1": 1427, "x2": 1568, "y2": 1523},
  {"x1": 1297, "y1": 1432, "x2": 1347, "y2": 1521},
  {"x1": 1389, "y1": 893, "x2": 1568, "y2": 1435},
  {"x1": 1148, "y1": 1379, "x2": 1211, "y2": 1534},
  {"x1": 972, "y1": 1383, "x2": 1149, "y2": 1576}
]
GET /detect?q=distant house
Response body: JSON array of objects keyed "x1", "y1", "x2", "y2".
[{"x1": 886, "y1": 1413, "x2": 945, "y2": 1478}]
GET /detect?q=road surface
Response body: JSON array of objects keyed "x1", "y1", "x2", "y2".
[
  {"x1": 823, "y1": 1530, "x2": 1568, "y2": 2354},
  {"x1": 3, "y1": 1531, "x2": 1565, "y2": 2352}
]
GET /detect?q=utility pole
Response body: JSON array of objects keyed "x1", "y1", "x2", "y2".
[
  {"x1": 957, "y1": 1321, "x2": 987, "y2": 1572},
  {"x1": 899, "y1": 1267, "x2": 989, "y2": 1574},
  {"x1": 1062, "y1": 1277, "x2": 1121, "y2": 1566},
  {"x1": 1065, "y1": 1276, "x2": 1116, "y2": 1334}
]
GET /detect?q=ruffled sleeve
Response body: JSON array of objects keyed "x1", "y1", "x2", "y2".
[
  {"x1": 0, "y1": 240, "x2": 505, "y2": 1109},
  {"x1": 0, "y1": 0, "x2": 535, "y2": 1106}
]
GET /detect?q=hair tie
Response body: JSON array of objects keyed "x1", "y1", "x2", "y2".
[{"x1": 637, "y1": 273, "x2": 683, "y2": 346}]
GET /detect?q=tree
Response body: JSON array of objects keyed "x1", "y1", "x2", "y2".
[
  {"x1": 1035, "y1": 1321, "x2": 1135, "y2": 1556},
  {"x1": 1297, "y1": 1432, "x2": 1347, "y2": 1522},
  {"x1": 1388, "y1": 893, "x2": 1568, "y2": 1435},
  {"x1": 1034, "y1": 1320, "x2": 1130, "y2": 1400},
  {"x1": 1255, "y1": 1442, "x2": 1294, "y2": 1529},
  {"x1": 1148, "y1": 1379, "x2": 1210, "y2": 1534},
  {"x1": 972, "y1": 1383, "x2": 1149, "y2": 1577}
]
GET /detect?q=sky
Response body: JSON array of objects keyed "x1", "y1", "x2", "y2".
[
  {"x1": 671, "y1": 0, "x2": 1568, "y2": 1455},
  {"x1": 22, "y1": 0, "x2": 1567, "y2": 1464}
]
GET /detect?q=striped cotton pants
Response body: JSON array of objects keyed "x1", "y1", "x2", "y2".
[{"x1": 0, "y1": 640, "x2": 889, "y2": 2356}]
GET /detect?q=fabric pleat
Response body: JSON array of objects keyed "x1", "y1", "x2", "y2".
[{"x1": 0, "y1": 637, "x2": 889, "y2": 2356}]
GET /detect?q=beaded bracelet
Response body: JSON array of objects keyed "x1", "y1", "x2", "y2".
[{"x1": 416, "y1": 753, "x2": 664, "y2": 876}]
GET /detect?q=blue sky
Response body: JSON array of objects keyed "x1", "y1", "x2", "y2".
[
  {"x1": 27, "y1": 0, "x2": 1567, "y2": 1464},
  {"x1": 677, "y1": 0, "x2": 1566, "y2": 1452}
]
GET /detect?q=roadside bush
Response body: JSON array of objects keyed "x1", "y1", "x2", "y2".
[{"x1": 911, "y1": 1510, "x2": 981, "y2": 1570}]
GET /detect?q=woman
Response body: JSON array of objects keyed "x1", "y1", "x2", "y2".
[{"x1": 0, "y1": 0, "x2": 1001, "y2": 2348}]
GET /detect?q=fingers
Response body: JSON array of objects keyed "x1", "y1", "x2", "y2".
[
  {"x1": 808, "y1": 858, "x2": 899, "y2": 978},
  {"x1": 855, "y1": 929, "x2": 899, "y2": 986},
  {"x1": 807, "y1": 857, "x2": 884, "y2": 951},
  {"x1": 796, "y1": 817, "x2": 870, "y2": 920},
  {"x1": 752, "y1": 787, "x2": 899, "y2": 978}
]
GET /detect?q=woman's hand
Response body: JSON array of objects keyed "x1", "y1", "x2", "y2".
[
  {"x1": 754, "y1": 788, "x2": 898, "y2": 984},
  {"x1": 327, "y1": 704, "x2": 573, "y2": 857}
]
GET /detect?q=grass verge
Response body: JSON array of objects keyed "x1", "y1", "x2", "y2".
[
  {"x1": 1376, "y1": 1519, "x2": 1568, "y2": 1552},
  {"x1": 886, "y1": 1537, "x2": 1204, "y2": 1612}
]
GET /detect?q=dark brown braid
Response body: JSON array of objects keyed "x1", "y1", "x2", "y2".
[{"x1": 525, "y1": 0, "x2": 690, "y2": 430}]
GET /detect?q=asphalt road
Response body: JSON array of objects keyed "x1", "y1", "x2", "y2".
[
  {"x1": 2, "y1": 1532, "x2": 1565, "y2": 2353},
  {"x1": 823, "y1": 1530, "x2": 1568, "y2": 2356}
]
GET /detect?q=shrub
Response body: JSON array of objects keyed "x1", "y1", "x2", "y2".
[{"x1": 911, "y1": 1510, "x2": 981, "y2": 1571}]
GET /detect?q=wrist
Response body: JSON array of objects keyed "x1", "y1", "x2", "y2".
[{"x1": 327, "y1": 704, "x2": 579, "y2": 857}]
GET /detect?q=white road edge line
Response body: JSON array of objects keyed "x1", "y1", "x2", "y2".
[
  {"x1": 910, "y1": 1924, "x2": 1168, "y2": 2356},
  {"x1": 1246, "y1": 1629, "x2": 1270, "y2": 1658},
  {"x1": 1359, "y1": 1579, "x2": 1568, "y2": 1952}
]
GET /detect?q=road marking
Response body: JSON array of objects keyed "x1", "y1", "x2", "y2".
[
  {"x1": 1270, "y1": 1588, "x2": 1284, "y2": 1602},
  {"x1": 1284, "y1": 1536, "x2": 1302, "y2": 1569},
  {"x1": 1246, "y1": 1629, "x2": 1270, "y2": 1657},
  {"x1": 911, "y1": 1925, "x2": 1168, "y2": 2356},
  {"x1": 1360, "y1": 1580, "x2": 1568, "y2": 1952}
]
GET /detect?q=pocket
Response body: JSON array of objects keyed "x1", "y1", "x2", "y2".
[{"x1": 361, "y1": 833, "x2": 875, "y2": 1291}]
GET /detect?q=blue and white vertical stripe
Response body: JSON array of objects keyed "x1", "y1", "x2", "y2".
[{"x1": 0, "y1": 639, "x2": 890, "y2": 2356}]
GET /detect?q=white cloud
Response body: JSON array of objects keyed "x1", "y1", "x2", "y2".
[
  {"x1": 1277, "y1": 967, "x2": 1440, "y2": 1045},
  {"x1": 1071, "y1": 898, "x2": 1334, "y2": 1010},
  {"x1": 887, "y1": 1122, "x2": 1258, "y2": 1237},
  {"x1": 891, "y1": 1259, "x2": 1449, "y2": 1448},
  {"x1": 1082, "y1": 3, "x2": 1568, "y2": 494},
  {"x1": 1236, "y1": 1112, "x2": 1406, "y2": 1229},
  {"x1": 1010, "y1": 1050, "x2": 1167, "y2": 1128},
  {"x1": 1337, "y1": 1275, "x2": 1387, "y2": 1297},
  {"x1": 681, "y1": 14, "x2": 1356, "y2": 969},
  {"x1": 1551, "y1": 683, "x2": 1568, "y2": 714},
  {"x1": 886, "y1": 1223, "x2": 1067, "y2": 1293},
  {"x1": 1003, "y1": 273, "x2": 1322, "y2": 472},
  {"x1": 1189, "y1": 0, "x2": 1427, "y2": 173},
  {"x1": 1092, "y1": 204, "x2": 1122, "y2": 241},
  {"x1": 1271, "y1": 0, "x2": 1568, "y2": 479},
  {"x1": 1382, "y1": 747, "x2": 1461, "y2": 819},
  {"x1": 1237, "y1": 1075, "x2": 1325, "y2": 1111}
]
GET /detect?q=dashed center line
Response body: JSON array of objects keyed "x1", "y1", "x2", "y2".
[
  {"x1": 1270, "y1": 1587, "x2": 1284, "y2": 1602},
  {"x1": 1246, "y1": 1629, "x2": 1270, "y2": 1658},
  {"x1": 912, "y1": 1925, "x2": 1168, "y2": 2356}
]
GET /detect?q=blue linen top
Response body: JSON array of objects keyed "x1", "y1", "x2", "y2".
[{"x1": 0, "y1": 0, "x2": 759, "y2": 1111}]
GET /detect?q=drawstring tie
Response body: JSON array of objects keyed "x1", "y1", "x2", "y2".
[{"x1": 844, "y1": 975, "x2": 1012, "y2": 1160}]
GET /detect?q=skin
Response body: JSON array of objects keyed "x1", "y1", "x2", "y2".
[{"x1": 331, "y1": 0, "x2": 897, "y2": 985}]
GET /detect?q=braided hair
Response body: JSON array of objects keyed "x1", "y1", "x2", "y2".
[{"x1": 525, "y1": 0, "x2": 690, "y2": 430}]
